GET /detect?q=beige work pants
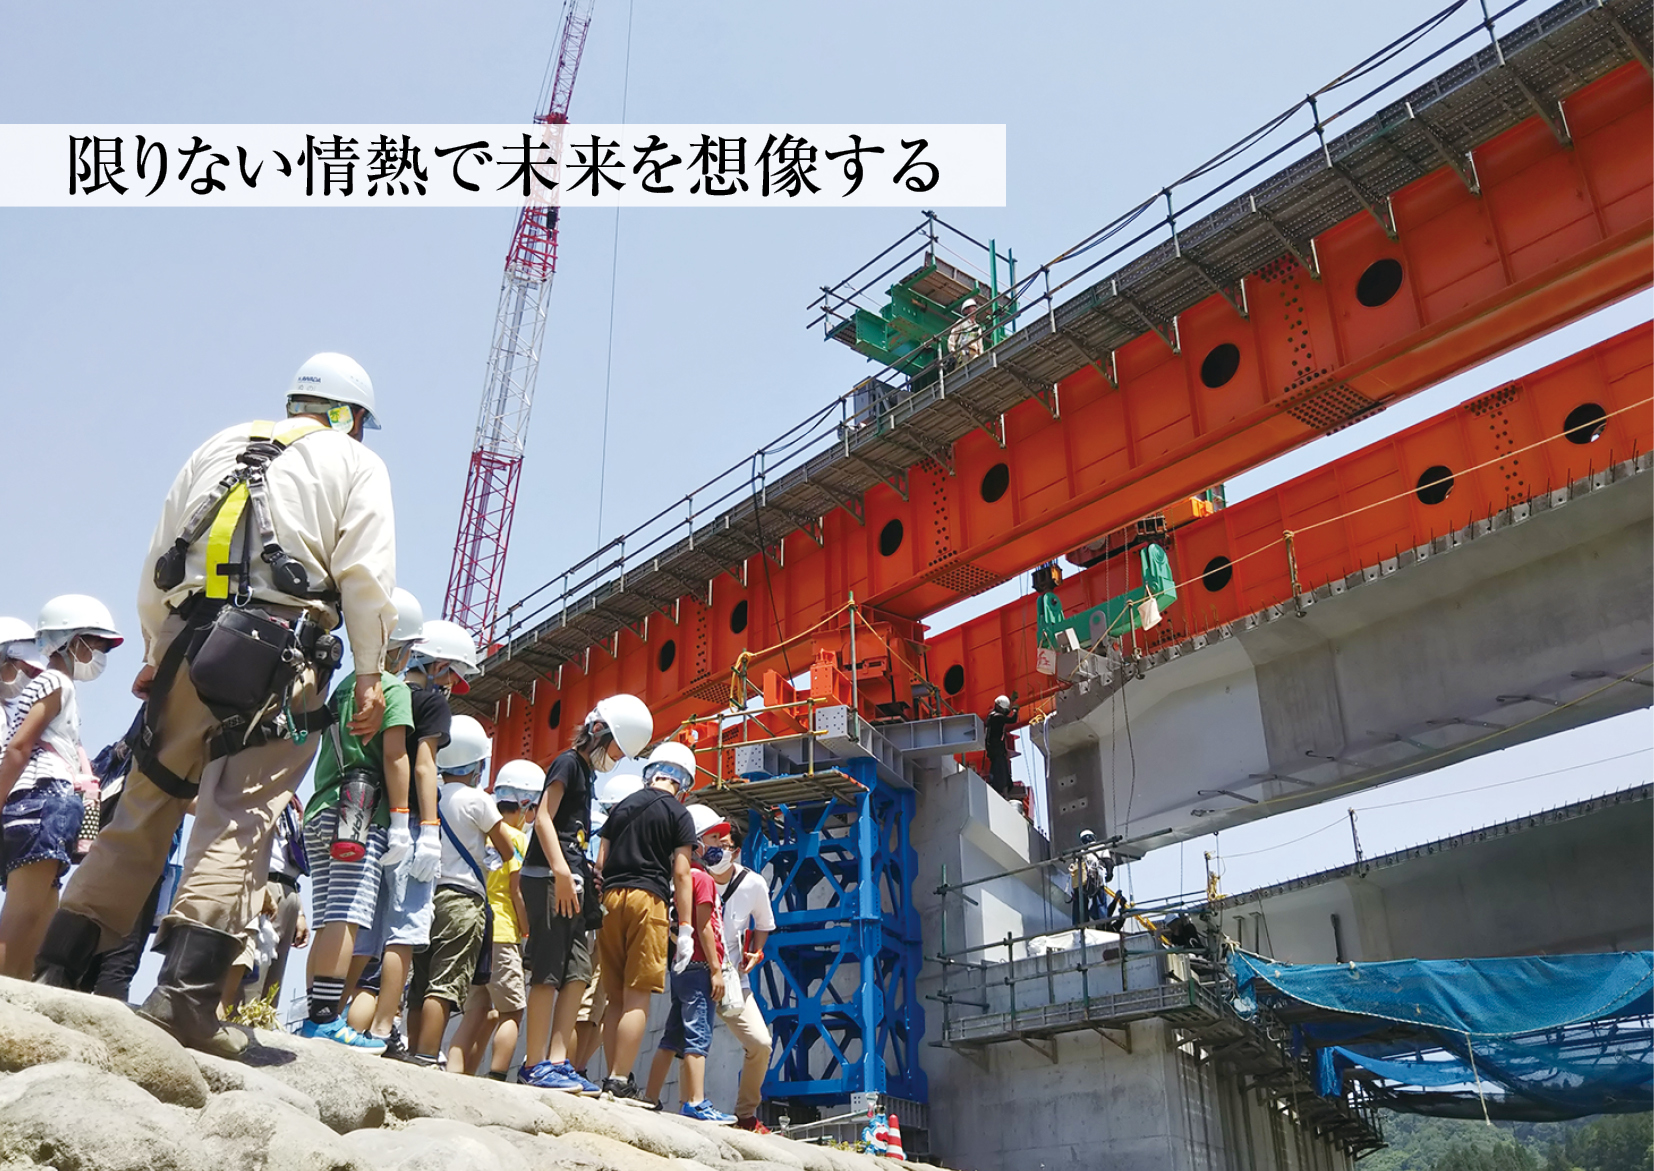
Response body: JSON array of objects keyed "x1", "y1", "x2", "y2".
[
  {"x1": 60, "y1": 610, "x2": 322, "y2": 951},
  {"x1": 719, "y1": 991, "x2": 772, "y2": 1120}
]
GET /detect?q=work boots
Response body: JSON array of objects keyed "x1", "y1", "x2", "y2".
[
  {"x1": 137, "y1": 922, "x2": 249, "y2": 1060},
  {"x1": 32, "y1": 910, "x2": 103, "y2": 989}
]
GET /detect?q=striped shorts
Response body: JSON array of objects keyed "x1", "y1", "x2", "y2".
[{"x1": 303, "y1": 808, "x2": 387, "y2": 929}]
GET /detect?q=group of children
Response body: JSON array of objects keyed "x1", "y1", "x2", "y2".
[{"x1": 0, "y1": 588, "x2": 779, "y2": 1128}]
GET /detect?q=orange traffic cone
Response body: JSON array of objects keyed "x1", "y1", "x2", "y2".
[{"x1": 885, "y1": 1113, "x2": 906, "y2": 1161}]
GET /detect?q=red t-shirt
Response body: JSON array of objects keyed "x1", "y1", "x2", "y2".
[{"x1": 687, "y1": 869, "x2": 726, "y2": 964}]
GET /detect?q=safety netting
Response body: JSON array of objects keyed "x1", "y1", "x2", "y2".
[{"x1": 1230, "y1": 951, "x2": 1653, "y2": 1121}]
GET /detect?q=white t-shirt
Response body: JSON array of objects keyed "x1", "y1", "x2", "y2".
[
  {"x1": 3, "y1": 669, "x2": 80, "y2": 795},
  {"x1": 714, "y1": 864, "x2": 776, "y2": 990},
  {"x1": 437, "y1": 781, "x2": 502, "y2": 898}
]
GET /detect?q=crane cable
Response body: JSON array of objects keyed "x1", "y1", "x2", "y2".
[{"x1": 595, "y1": 0, "x2": 638, "y2": 541}]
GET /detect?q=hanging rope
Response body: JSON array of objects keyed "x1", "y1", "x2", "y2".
[{"x1": 594, "y1": 0, "x2": 638, "y2": 542}]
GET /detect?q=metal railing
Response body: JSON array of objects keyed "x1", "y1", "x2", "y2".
[{"x1": 479, "y1": 0, "x2": 1613, "y2": 657}]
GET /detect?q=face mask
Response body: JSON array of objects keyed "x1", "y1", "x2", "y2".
[
  {"x1": 705, "y1": 847, "x2": 734, "y2": 876},
  {"x1": 68, "y1": 643, "x2": 106, "y2": 682},
  {"x1": 0, "y1": 670, "x2": 26, "y2": 700}
]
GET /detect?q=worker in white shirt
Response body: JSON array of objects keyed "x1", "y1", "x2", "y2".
[
  {"x1": 706, "y1": 821, "x2": 776, "y2": 1133},
  {"x1": 37, "y1": 352, "x2": 398, "y2": 1062}
]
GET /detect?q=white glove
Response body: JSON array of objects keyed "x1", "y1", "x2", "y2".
[
  {"x1": 672, "y1": 925, "x2": 695, "y2": 975},
  {"x1": 380, "y1": 812, "x2": 412, "y2": 870},
  {"x1": 408, "y1": 825, "x2": 442, "y2": 883}
]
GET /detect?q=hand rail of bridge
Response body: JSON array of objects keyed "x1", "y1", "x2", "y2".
[{"x1": 481, "y1": 0, "x2": 1618, "y2": 660}]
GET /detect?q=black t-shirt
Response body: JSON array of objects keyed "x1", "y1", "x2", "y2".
[
  {"x1": 985, "y1": 707, "x2": 1017, "y2": 753},
  {"x1": 523, "y1": 748, "x2": 593, "y2": 869},
  {"x1": 599, "y1": 786, "x2": 696, "y2": 904},
  {"x1": 405, "y1": 684, "x2": 453, "y2": 823}
]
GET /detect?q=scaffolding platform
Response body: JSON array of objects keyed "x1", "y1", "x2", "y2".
[{"x1": 694, "y1": 769, "x2": 870, "y2": 820}]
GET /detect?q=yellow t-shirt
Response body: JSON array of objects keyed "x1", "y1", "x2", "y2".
[{"x1": 488, "y1": 823, "x2": 528, "y2": 943}]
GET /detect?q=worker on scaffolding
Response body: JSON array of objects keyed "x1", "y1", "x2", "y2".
[
  {"x1": 1071, "y1": 829, "x2": 1126, "y2": 930},
  {"x1": 948, "y1": 297, "x2": 986, "y2": 362},
  {"x1": 36, "y1": 353, "x2": 397, "y2": 1062},
  {"x1": 983, "y1": 693, "x2": 1019, "y2": 797}
]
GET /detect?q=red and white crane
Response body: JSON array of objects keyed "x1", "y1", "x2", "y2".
[{"x1": 444, "y1": 0, "x2": 596, "y2": 643}]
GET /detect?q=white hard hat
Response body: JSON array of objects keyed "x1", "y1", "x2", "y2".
[
  {"x1": 598, "y1": 773, "x2": 644, "y2": 809},
  {"x1": 685, "y1": 803, "x2": 731, "y2": 840},
  {"x1": 589, "y1": 694, "x2": 654, "y2": 760},
  {"x1": 494, "y1": 758, "x2": 546, "y2": 795},
  {"x1": 414, "y1": 620, "x2": 482, "y2": 692},
  {"x1": 0, "y1": 618, "x2": 45, "y2": 670},
  {"x1": 36, "y1": 595, "x2": 124, "y2": 650},
  {"x1": 389, "y1": 588, "x2": 425, "y2": 645},
  {"x1": 288, "y1": 352, "x2": 379, "y2": 429},
  {"x1": 642, "y1": 740, "x2": 697, "y2": 792},
  {"x1": 994, "y1": 695, "x2": 1011, "y2": 711},
  {"x1": 436, "y1": 715, "x2": 491, "y2": 773}
]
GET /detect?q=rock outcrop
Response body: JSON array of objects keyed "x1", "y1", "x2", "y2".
[{"x1": 0, "y1": 977, "x2": 895, "y2": 1171}]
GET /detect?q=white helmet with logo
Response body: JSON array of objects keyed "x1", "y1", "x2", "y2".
[
  {"x1": 588, "y1": 694, "x2": 654, "y2": 761},
  {"x1": 287, "y1": 352, "x2": 379, "y2": 430},
  {"x1": 36, "y1": 595, "x2": 124, "y2": 653},
  {"x1": 642, "y1": 740, "x2": 698, "y2": 793},
  {"x1": 436, "y1": 715, "x2": 491, "y2": 775},
  {"x1": 389, "y1": 588, "x2": 425, "y2": 645}
]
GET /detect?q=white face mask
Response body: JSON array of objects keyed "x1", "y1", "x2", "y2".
[
  {"x1": 708, "y1": 850, "x2": 736, "y2": 877},
  {"x1": 67, "y1": 642, "x2": 106, "y2": 683},
  {"x1": 0, "y1": 669, "x2": 27, "y2": 700}
]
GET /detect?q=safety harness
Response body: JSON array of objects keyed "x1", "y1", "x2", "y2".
[{"x1": 137, "y1": 420, "x2": 344, "y2": 798}]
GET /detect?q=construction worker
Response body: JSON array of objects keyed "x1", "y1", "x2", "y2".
[
  {"x1": 36, "y1": 352, "x2": 397, "y2": 1062},
  {"x1": 597, "y1": 737, "x2": 700, "y2": 1107},
  {"x1": 519, "y1": 695, "x2": 653, "y2": 1093},
  {"x1": 448, "y1": 759, "x2": 539, "y2": 1078},
  {"x1": 984, "y1": 693, "x2": 1018, "y2": 797},
  {"x1": 948, "y1": 298, "x2": 985, "y2": 361},
  {"x1": 0, "y1": 597, "x2": 123, "y2": 978}
]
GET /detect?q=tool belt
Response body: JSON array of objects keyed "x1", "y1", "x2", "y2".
[{"x1": 133, "y1": 593, "x2": 342, "y2": 799}]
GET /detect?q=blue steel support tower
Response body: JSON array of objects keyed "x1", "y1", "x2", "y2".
[{"x1": 739, "y1": 757, "x2": 927, "y2": 1107}]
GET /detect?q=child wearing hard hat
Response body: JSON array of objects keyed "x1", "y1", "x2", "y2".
[
  {"x1": 0, "y1": 598, "x2": 121, "y2": 979},
  {"x1": 406, "y1": 714, "x2": 516, "y2": 1067},
  {"x1": 447, "y1": 759, "x2": 540, "y2": 1078},
  {"x1": 642, "y1": 801, "x2": 737, "y2": 1125},
  {"x1": 347, "y1": 617, "x2": 478, "y2": 1057}
]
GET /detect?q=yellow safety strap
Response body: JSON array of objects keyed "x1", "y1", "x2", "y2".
[{"x1": 199, "y1": 420, "x2": 327, "y2": 600}]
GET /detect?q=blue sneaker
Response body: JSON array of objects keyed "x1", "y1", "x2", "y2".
[
  {"x1": 550, "y1": 1061, "x2": 603, "y2": 1096},
  {"x1": 296, "y1": 1017, "x2": 386, "y2": 1051},
  {"x1": 680, "y1": 1099, "x2": 737, "y2": 1125},
  {"x1": 519, "y1": 1061, "x2": 586, "y2": 1092}
]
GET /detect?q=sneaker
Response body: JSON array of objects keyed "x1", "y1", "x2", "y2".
[
  {"x1": 377, "y1": 1027, "x2": 410, "y2": 1061},
  {"x1": 736, "y1": 1115, "x2": 772, "y2": 1134},
  {"x1": 602, "y1": 1074, "x2": 656, "y2": 1107},
  {"x1": 295, "y1": 1017, "x2": 386, "y2": 1051},
  {"x1": 680, "y1": 1099, "x2": 737, "y2": 1125},
  {"x1": 550, "y1": 1061, "x2": 602, "y2": 1096},
  {"x1": 520, "y1": 1061, "x2": 586, "y2": 1093}
]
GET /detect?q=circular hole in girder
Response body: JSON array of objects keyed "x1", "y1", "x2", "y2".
[
  {"x1": 942, "y1": 665, "x2": 965, "y2": 696},
  {"x1": 1200, "y1": 343, "x2": 1242, "y2": 388},
  {"x1": 546, "y1": 700, "x2": 562, "y2": 730},
  {"x1": 1203, "y1": 556, "x2": 1234, "y2": 592},
  {"x1": 980, "y1": 462, "x2": 1010, "y2": 503},
  {"x1": 657, "y1": 640, "x2": 676, "y2": 672},
  {"x1": 1355, "y1": 258, "x2": 1404, "y2": 308},
  {"x1": 878, "y1": 519, "x2": 904, "y2": 557},
  {"x1": 1562, "y1": 402, "x2": 1608, "y2": 445},
  {"x1": 1415, "y1": 465, "x2": 1455, "y2": 505},
  {"x1": 729, "y1": 600, "x2": 749, "y2": 635}
]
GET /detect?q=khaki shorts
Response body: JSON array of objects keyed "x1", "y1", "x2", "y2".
[
  {"x1": 577, "y1": 961, "x2": 607, "y2": 1023},
  {"x1": 598, "y1": 888, "x2": 668, "y2": 997},
  {"x1": 487, "y1": 941, "x2": 527, "y2": 1015},
  {"x1": 411, "y1": 886, "x2": 488, "y2": 1010}
]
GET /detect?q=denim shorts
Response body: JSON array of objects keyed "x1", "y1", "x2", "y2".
[
  {"x1": 0, "y1": 780, "x2": 85, "y2": 889},
  {"x1": 659, "y1": 965, "x2": 715, "y2": 1057},
  {"x1": 354, "y1": 824, "x2": 436, "y2": 956},
  {"x1": 303, "y1": 810, "x2": 387, "y2": 929}
]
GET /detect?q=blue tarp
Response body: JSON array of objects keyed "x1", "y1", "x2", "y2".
[{"x1": 1231, "y1": 951, "x2": 1654, "y2": 1121}]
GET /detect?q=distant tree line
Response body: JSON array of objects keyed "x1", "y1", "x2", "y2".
[{"x1": 1360, "y1": 1113, "x2": 1651, "y2": 1171}]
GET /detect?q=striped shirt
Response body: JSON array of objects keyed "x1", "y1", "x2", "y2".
[{"x1": 3, "y1": 670, "x2": 80, "y2": 798}]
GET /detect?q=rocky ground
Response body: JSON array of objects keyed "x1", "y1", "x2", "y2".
[{"x1": 0, "y1": 977, "x2": 896, "y2": 1171}]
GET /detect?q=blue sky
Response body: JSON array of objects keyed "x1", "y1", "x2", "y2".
[{"x1": 2, "y1": 0, "x2": 1648, "y2": 1001}]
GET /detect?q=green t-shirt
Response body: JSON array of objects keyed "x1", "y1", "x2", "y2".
[{"x1": 303, "y1": 671, "x2": 414, "y2": 828}]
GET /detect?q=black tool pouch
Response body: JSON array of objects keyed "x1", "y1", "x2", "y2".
[{"x1": 187, "y1": 606, "x2": 293, "y2": 712}]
